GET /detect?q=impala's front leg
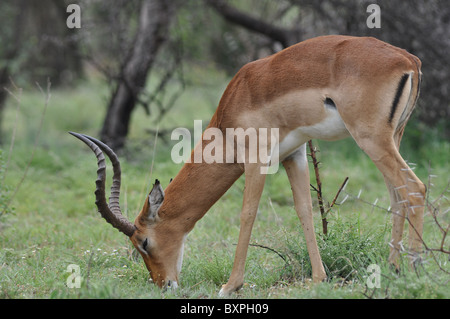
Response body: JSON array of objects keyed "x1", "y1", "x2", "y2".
[{"x1": 219, "y1": 163, "x2": 266, "y2": 296}]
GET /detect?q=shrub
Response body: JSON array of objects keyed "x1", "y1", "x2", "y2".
[{"x1": 283, "y1": 214, "x2": 389, "y2": 283}]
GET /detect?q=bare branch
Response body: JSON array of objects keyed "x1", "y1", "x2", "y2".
[
  {"x1": 205, "y1": 0, "x2": 299, "y2": 47},
  {"x1": 326, "y1": 177, "x2": 349, "y2": 213}
]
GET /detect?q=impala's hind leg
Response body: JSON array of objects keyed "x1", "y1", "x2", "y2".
[
  {"x1": 383, "y1": 177, "x2": 406, "y2": 266},
  {"x1": 357, "y1": 137, "x2": 425, "y2": 267},
  {"x1": 338, "y1": 70, "x2": 425, "y2": 267},
  {"x1": 380, "y1": 129, "x2": 423, "y2": 267}
]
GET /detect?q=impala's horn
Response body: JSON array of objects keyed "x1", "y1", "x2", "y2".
[{"x1": 69, "y1": 132, "x2": 136, "y2": 237}]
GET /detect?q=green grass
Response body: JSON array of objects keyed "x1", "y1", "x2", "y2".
[{"x1": 0, "y1": 71, "x2": 449, "y2": 299}]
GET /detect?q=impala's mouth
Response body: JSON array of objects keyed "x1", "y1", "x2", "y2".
[{"x1": 164, "y1": 280, "x2": 178, "y2": 290}]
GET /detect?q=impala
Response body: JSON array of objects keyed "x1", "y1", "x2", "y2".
[{"x1": 71, "y1": 35, "x2": 425, "y2": 296}]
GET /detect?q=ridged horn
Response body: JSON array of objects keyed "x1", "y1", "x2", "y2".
[{"x1": 69, "y1": 132, "x2": 136, "y2": 237}]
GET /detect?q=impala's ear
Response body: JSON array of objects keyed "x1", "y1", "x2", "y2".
[{"x1": 147, "y1": 179, "x2": 164, "y2": 220}]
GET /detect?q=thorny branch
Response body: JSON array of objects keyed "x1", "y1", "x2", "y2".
[
  {"x1": 308, "y1": 140, "x2": 348, "y2": 236},
  {"x1": 341, "y1": 176, "x2": 450, "y2": 276},
  {"x1": 308, "y1": 140, "x2": 327, "y2": 235}
]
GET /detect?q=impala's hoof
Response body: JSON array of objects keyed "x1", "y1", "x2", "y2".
[
  {"x1": 218, "y1": 283, "x2": 243, "y2": 297},
  {"x1": 313, "y1": 272, "x2": 327, "y2": 283},
  {"x1": 218, "y1": 286, "x2": 228, "y2": 297}
]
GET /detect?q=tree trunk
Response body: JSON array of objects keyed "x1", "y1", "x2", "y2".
[
  {"x1": 0, "y1": 0, "x2": 26, "y2": 144},
  {"x1": 100, "y1": 0, "x2": 175, "y2": 150}
]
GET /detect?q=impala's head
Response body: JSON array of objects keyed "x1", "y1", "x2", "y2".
[
  {"x1": 70, "y1": 132, "x2": 184, "y2": 289},
  {"x1": 130, "y1": 179, "x2": 186, "y2": 288}
]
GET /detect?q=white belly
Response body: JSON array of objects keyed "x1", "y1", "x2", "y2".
[{"x1": 278, "y1": 107, "x2": 350, "y2": 160}]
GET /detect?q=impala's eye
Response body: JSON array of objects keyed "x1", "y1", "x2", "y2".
[{"x1": 142, "y1": 238, "x2": 148, "y2": 251}]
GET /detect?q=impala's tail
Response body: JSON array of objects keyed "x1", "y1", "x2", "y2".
[{"x1": 387, "y1": 67, "x2": 421, "y2": 146}]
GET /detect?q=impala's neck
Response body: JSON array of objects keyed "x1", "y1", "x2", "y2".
[{"x1": 158, "y1": 149, "x2": 243, "y2": 233}]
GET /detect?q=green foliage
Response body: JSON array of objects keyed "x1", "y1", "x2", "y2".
[
  {"x1": 0, "y1": 149, "x2": 14, "y2": 220},
  {"x1": 320, "y1": 220, "x2": 386, "y2": 279},
  {"x1": 283, "y1": 214, "x2": 388, "y2": 283}
]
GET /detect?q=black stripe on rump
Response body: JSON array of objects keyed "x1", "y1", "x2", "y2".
[{"x1": 388, "y1": 73, "x2": 410, "y2": 124}]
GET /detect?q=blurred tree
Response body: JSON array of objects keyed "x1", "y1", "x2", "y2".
[
  {"x1": 98, "y1": 0, "x2": 176, "y2": 149},
  {"x1": 0, "y1": 0, "x2": 83, "y2": 142},
  {"x1": 0, "y1": 1, "x2": 25, "y2": 143},
  {"x1": 23, "y1": 0, "x2": 83, "y2": 86},
  {"x1": 0, "y1": 0, "x2": 83, "y2": 88}
]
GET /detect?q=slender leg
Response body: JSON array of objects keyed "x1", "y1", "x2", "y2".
[
  {"x1": 219, "y1": 163, "x2": 266, "y2": 296},
  {"x1": 384, "y1": 177, "x2": 406, "y2": 266},
  {"x1": 381, "y1": 131, "x2": 405, "y2": 266},
  {"x1": 393, "y1": 127, "x2": 425, "y2": 263},
  {"x1": 282, "y1": 145, "x2": 327, "y2": 282},
  {"x1": 358, "y1": 138, "x2": 425, "y2": 267}
]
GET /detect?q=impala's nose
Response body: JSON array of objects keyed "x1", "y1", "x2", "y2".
[{"x1": 164, "y1": 280, "x2": 178, "y2": 291}]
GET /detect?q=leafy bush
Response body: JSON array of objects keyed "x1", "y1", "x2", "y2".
[{"x1": 283, "y1": 214, "x2": 389, "y2": 283}]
